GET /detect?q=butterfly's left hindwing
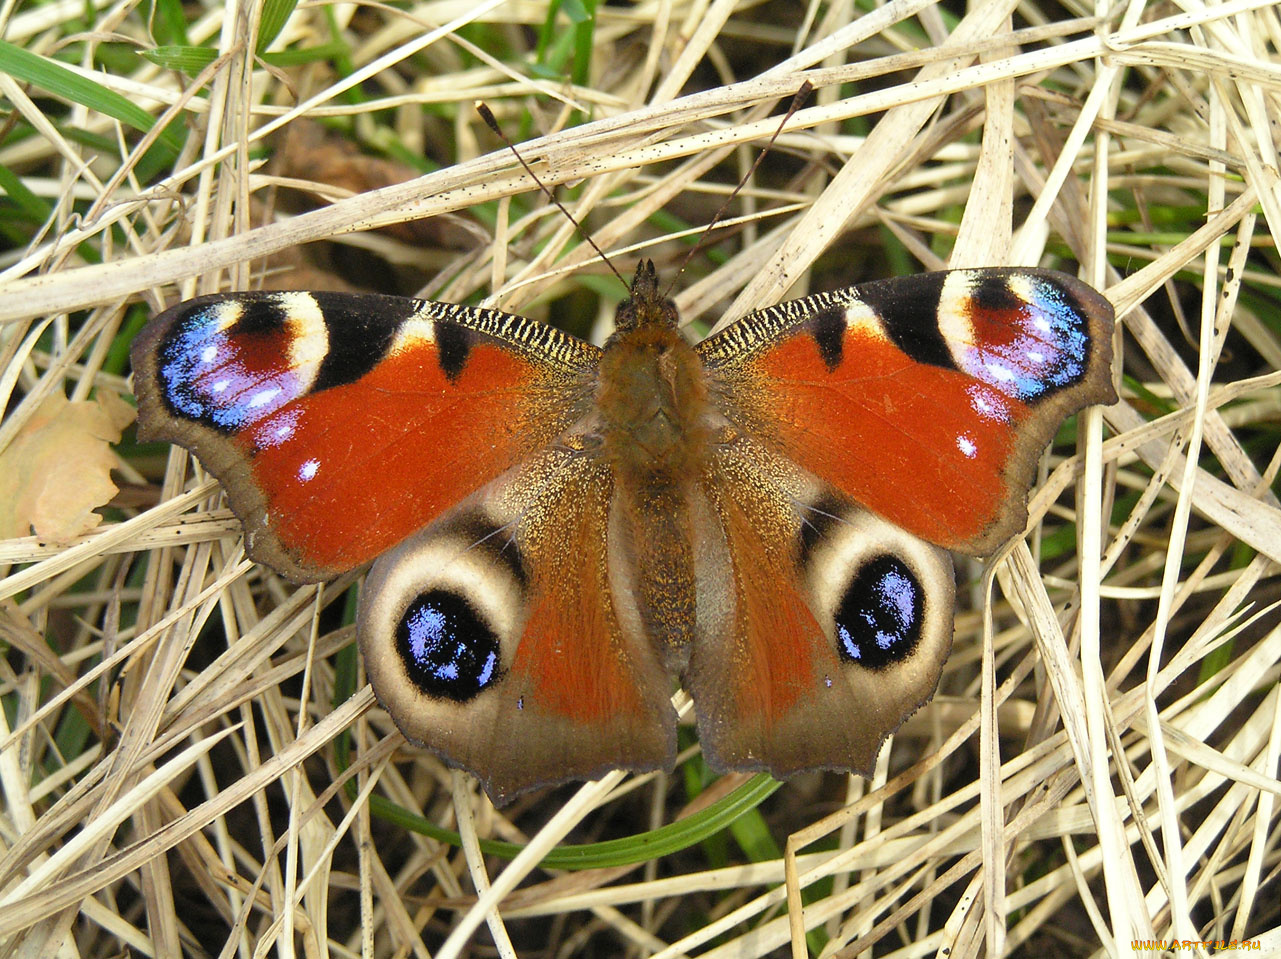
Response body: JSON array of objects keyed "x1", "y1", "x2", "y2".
[
  {"x1": 698, "y1": 268, "x2": 1117, "y2": 556},
  {"x1": 357, "y1": 446, "x2": 677, "y2": 804},
  {"x1": 131, "y1": 291, "x2": 600, "y2": 581}
]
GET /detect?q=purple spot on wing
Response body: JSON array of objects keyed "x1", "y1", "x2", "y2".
[
  {"x1": 250, "y1": 407, "x2": 302, "y2": 451},
  {"x1": 160, "y1": 306, "x2": 308, "y2": 431},
  {"x1": 957, "y1": 279, "x2": 1091, "y2": 401}
]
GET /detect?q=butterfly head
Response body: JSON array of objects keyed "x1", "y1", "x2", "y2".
[{"x1": 613, "y1": 260, "x2": 679, "y2": 333}]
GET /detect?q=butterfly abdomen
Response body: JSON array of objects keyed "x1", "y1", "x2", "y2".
[
  {"x1": 607, "y1": 478, "x2": 700, "y2": 661},
  {"x1": 594, "y1": 317, "x2": 717, "y2": 658}
]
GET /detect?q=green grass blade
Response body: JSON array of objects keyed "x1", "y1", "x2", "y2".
[
  {"x1": 145, "y1": 0, "x2": 191, "y2": 46},
  {"x1": 0, "y1": 161, "x2": 51, "y2": 222},
  {"x1": 0, "y1": 40, "x2": 184, "y2": 155},
  {"x1": 140, "y1": 45, "x2": 216, "y2": 73},
  {"x1": 256, "y1": 0, "x2": 299, "y2": 52},
  {"x1": 144, "y1": 41, "x2": 351, "y2": 75},
  {"x1": 355, "y1": 772, "x2": 783, "y2": 870}
]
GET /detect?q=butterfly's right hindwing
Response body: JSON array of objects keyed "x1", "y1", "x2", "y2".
[{"x1": 685, "y1": 437, "x2": 954, "y2": 778}]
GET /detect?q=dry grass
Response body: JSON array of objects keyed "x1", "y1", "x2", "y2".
[{"x1": 2, "y1": 1, "x2": 1280, "y2": 957}]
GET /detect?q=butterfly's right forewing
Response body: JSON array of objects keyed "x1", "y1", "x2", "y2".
[{"x1": 697, "y1": 269, "x2": 1116, "y2": 557}]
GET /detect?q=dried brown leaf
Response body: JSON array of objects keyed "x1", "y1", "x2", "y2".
[{"x1": 0, "y1": 392, "x2": 136, "y2": 542}]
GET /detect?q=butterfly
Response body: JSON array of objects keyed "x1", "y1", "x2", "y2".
[{"x1": 131, "y1": 260, "x2": 1116, "y2": 803}]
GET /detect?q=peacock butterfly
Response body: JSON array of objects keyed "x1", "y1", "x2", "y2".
[{"x1": 131, "y1": 260, "x2": 1116, "y2": 802}]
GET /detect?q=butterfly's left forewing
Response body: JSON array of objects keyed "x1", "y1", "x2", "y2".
[
  {"x1": 132, "y1": 291, "x2": 600, "y2": 581},
  {"x1": 698, "y1": 268, "x2": 1117, "y2": 556}
]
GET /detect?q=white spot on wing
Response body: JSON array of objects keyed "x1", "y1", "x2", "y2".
[
  {"x1": 984, "y1": 361, "x2": 1016, "y2": 383},
  {"x1": 298, "y1": 458, "x2": 320, "y2": 482},
  {"x1": 275, "y1": 292, "x2": 329, "y2": 393},
  {"x1": 390, "y1": 316, "x2": 437, "y2": 355},
  {"x1": 938, "y1": 271, "x2": 978, "y2": 365},
  {"x1": 214, "y1": 300, "x2": 245, "y2": 332},
  {"x1": 957, "y1": 434, "x2": 977, "y2": 458},
  {"x1": 1006, "y1": 273, "x2": 1037, "y2": 303},
  {"x1": 843, "y1": 299, "x2": 888, "y2": 341},
  {"x1": 247, "y1": 387, "x2": 282, "y2": 409},
  {"x1": 249, "y1": 408, "x2": 302, "y2": 450},
  {"x1": 967, "y1": 384, "x2": 1010, "y2": 422}
]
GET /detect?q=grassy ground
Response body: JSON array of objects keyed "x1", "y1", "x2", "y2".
[{"x1": 1, "y1": 1, "x2": 1279, "y2": 956}]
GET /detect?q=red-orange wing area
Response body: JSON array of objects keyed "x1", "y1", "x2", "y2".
[
  {"x1": 355, "y1": 451, "x2": 677, "y2": 803},
  {"x1": 508, "y1": 477, "x2": 653, "y2": 724},
  {"x1": 682, "y1": 449, "x2": 912, "y2": 780},
  {"x1": 512, "y1": 592, "x2": 650, "y2": 722},
  {"x1": 740, "y1": 330, "x2": 1026, "y2": 553},
  {"x1": 691, "y1": 480, "x2": 831, "y2": 728},
  {"x1": 253, "y1": 344, "x2": 588, "y2": 575}
]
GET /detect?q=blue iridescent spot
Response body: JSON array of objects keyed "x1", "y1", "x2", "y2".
[
  {"x1": 960, "y1": 280, "x2": 1090, "y2": 401},
  {"x1": 966, "y1": 383, "x2": 1011, "y2": 423},
  {"x1": 249, "y1": 407, "x2": 302, "y2": 450},
  {"x1": 395, "y1": 590, "x2": 501, "y2": 702},
  {"x1": 835, "y1": 555, "x2": 924, "y2": 669},
  {"x1": 159, "y1": 306, "x2": 303, "y2": 433}
]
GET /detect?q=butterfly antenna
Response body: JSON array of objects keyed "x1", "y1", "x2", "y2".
[
  {"x1": 477, "y1": 102, "x2": 629, "y2": 291},
  {"x1": 662, "y1": 81, "x2": 813, "y2": 300}
]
